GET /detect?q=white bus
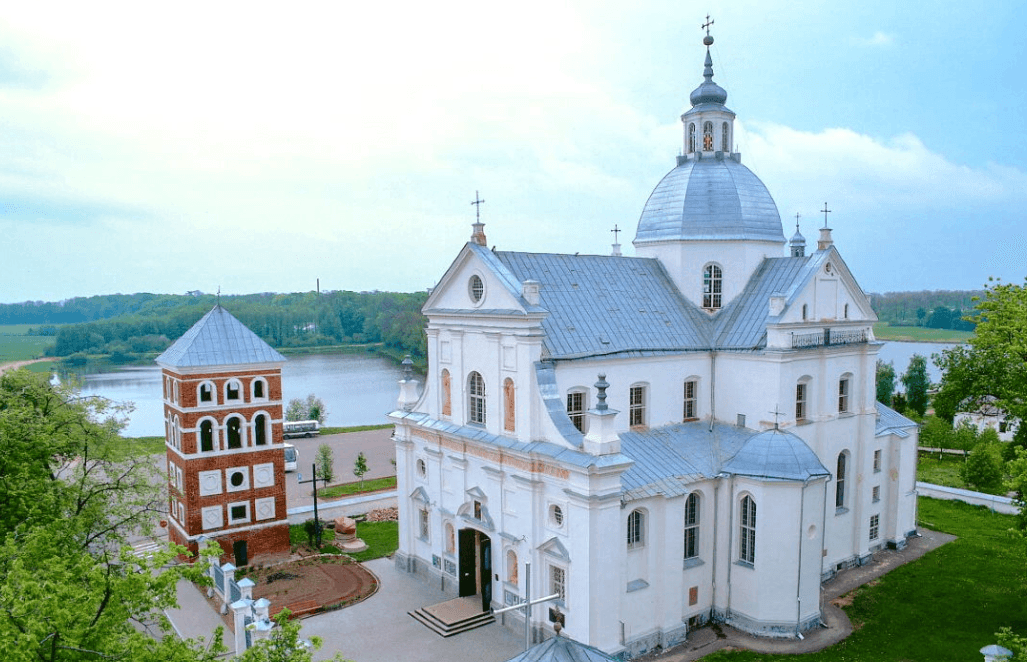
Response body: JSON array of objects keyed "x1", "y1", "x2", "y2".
[
  {"x1": 283, "y1": 419, "x2": 320, "y2": 439},
  {"x1": 283, "y1": 443, "x2": 298, "y2": 472}
]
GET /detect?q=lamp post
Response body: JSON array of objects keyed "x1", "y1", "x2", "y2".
[{"x1": 297, "y1": 463, "x2": 329, "y2": 547}]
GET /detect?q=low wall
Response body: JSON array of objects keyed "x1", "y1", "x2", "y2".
[
  {"x1": 917, "y1": 482, "x2": 1018, "y2": 515},
  {"x1": 286, "y1": 490, "x2": 397, "y2": 524}
]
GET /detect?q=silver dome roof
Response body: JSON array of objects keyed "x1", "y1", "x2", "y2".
[
  {"x1": 635, "y1": 156, "x2": 785, "y2": 243},
  {"x1": 722, "y1": 428, "x2": 830, "y2": 481}
]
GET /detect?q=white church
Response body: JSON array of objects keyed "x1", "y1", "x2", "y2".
[{"x1": 390, "y1": 28, "x2": 919, "y2": 658}]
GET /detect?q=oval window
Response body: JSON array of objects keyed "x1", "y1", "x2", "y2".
[{"x1": 469, "y1": 275, "x2": 484, "y2": 303}]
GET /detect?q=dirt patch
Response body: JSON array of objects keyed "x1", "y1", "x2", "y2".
[{"x1": 247, "y1": 556, "x2": 378, "y2": 618}]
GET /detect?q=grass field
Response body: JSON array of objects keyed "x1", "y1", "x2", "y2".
[
  {"x1": 873, "y1": 322, "x2": 974, "y2": 343},
  {"x1": 917, "y1": 453, "x2": 969, "y2": 490},
  {"x1": 703, "y1": 497, "x2": 1025, "y2": 662},
  {"x1": 348, "y1": 521, "x2": 398, "y2": 562},
  {"x1": 0, "y1": 324, "x2": 54, "y2": 363},
  {"x1": 318, "y1": 423, "x2": 393, "y2": 435},
  {"x1": 319, "y1": 476, "x2": 397, "y2": 499}
]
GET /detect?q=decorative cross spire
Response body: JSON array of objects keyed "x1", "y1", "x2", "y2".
[
  {"x1": 471, "y1": 191, "x2": 485, "y2": 223},
  {"x1": 702, "y1": 14, "x2": 714, "y2": 38},
  {"x1": 611, "y1": 224, "x2": 620, "y2": 243},
  {"x1": 795, "y1": 212, "x2": 801, "y2": 233},
  {"x1": 821, "y1": 202, "x2": 832, "y2": 228},
  {"x1": 769, "y1": 405, "x2": 784, "y2": 430}
]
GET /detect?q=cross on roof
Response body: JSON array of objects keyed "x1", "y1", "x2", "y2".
[
  {"x1": 471, "y1": 191, "x2": 485, "y2": 223},
  {"x1": 702, "y1": 14, "x2": 714, "y2": 36},
  {"x1": 611, "y1": 224, "x2": 621, "y2": 243},
  {"x1": 794, "y1": 212, "x2": 801, "y2": 232},
  {"x1": 821, "y1": 202, "x2": 832, "y2": 228},
  {"x1": 769, "y1": 406, "x2": 785, "y2": 429}
]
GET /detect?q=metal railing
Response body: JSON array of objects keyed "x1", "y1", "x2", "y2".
[{"x1": 792, "y1": 327, "x2": 869, "y2": 349}]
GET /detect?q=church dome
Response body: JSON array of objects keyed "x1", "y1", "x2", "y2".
[
  {"x1": 722, "y1": 428, "x2": 830, "y2": 481},
  {"x1": 634, "y1": 157, "x2": 785, "y2": 243}
]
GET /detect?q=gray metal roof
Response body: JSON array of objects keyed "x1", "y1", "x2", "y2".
[
  {"x1": 619, "y1": 422, "x2": 753, "y2": 499},
  {"x1": 503, "y1": 636, "x2": 618, "y2": 662},
  {"x1": 712, "y1": 255, "x2": 813, "y2": 349},
  {"x1": 156, "y1": 305, "x2": 286, "y2": 368},
  {"x1": 634, "y1": 156, "x2": 784, "y2": 245},
  {"x1": 495, "y1": 251, "x2": 712, "y2": 360},
  {"x1": 875, "y1": 402, "x2": 918, "y2": 439},
  {"x1": 389, "y1": 409, "x2": 632, "y2": 471},
  {"x1": 721, "y1": 428, "x2": 831, "y2": 481}
]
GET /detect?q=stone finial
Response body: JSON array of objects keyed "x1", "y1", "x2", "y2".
[
  {"x1": 397, "y1": 358, "x2": 419, "y2": 411},
  {"x1": 594, "y1": 374, "x2": 610, "y2": 411},
  {"x1": 471, "y1": 221, "x2": 488, "y2": 246},
  {"x1": 402, "y1": 355, "x2": 413, "y2": 380},
  {"x1": 818, "y1": 226, "x2": 834, "y2": 250},
  {"x1": 583, "y1": 374, "x2": 620, "y2": 455}
]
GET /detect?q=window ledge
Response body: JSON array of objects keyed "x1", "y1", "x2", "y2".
[
  {"x1": 626, "y1": 579, "x2": 649, "y2": 593},
  {"x1": 838, "y1": 412, "x2": 855, "y2": 418},
  {"x1": 795, "y1": 418, "x2": 812, "y2": 426},
  {"x1": 682, "y1": 557, "x2": 704, "y2": 570},
  {"x1": 734, "y1": 560, "x2": 754, "y2": 570},
  {"x1": 835, "y1": 507, "x2": 849, "y2": 516}
]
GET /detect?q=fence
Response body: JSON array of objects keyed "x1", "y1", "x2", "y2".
[{"x1": 917, "y1": 482, "x2": 1019, "y2": 515}]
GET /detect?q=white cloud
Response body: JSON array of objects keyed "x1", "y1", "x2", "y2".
[{"x1": 854, "y1": 31, "x2": 895, "y2": 47}]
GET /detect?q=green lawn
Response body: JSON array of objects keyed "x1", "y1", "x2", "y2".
[
  {"x1": 873, "y1": 322, "x2": 974, "y2": 343},
  {"x1": 917, "y1": 453, "x2": 968, "y2": 489},
  {"x1": 348, "y1": 521, "x2": 398, "y2": 563},
  {"x1": 318, "y1": 423, "x2": 393, "y2": 435},
  {"x1": 703, "y1": 497, "x2": 1025, "y2": 662},
  {"x1": 319, "y1": 476, "x2": 397, "y2": 499},
  {"x1": 0, "y1": 332, "x2": 54, "y2": 362}
]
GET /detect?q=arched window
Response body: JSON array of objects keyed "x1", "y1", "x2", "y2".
[
  {"x1": 507, "y1": 549, "x2": 518, "y2": 585},
  {"x1": 836, "y1": 452, "x2": 849, "y2": 509},
  {"x1": 739, "y1": 495, "x2": 756, "y2": 564},
  {"x1": 226, "y1": 416, "x2": 243, "y2": 450},
  {"x1": 796, "y1": 377, "x2": 810, "y2": 422},
  {"x1": 225, "y1": 379, "x2": 242, "y2": 402},
  {"x1": 199, "y1": 420, "x2": 215, "y2": 452},
  {"x1": 566, "y1": 389, "x2": 587, "y2": 433},
  {"x1": 703, "y1": 264, "x2": 722, "y2": 309},
  {"x1": 503, "y1": 378, "x2": 515, "y2": 433},
  {"x1": 468, "y1": 372, "x2": 486, "y2": 425},
  {"x1": 684, "y1": 493, "x2": 700, "y2": 560},
  {"x1": 253, "y1": 413, "x2": 268, "y2": 446},
  {"x1": 252, "y1": 378, "x2": 267, "y2": 400},
  {"x1": 441, "y1": 369, "x2": 452, "y2": 417},
  {"x1": 688, "y1": 123, "x2": 696, "y2": 153},
  {"x1": 844, "y1": 303, "x2": 849, "y2": 319},
  {"x1": 703, "y1": 121, "x2": 714, "y2": 151},
  {"x1": 722, "y1": 122, "x2": 730, "y2": 152},
  {"x1": 445, "y1": 523, "x2": 455, "y2": 554},
  {"x1": 802, "y1": 303, "x2": 808, "y2": 320},
  {"x1": 198, "y1": 381, "x2": 214, "y2": 404},
  {"x1": 172, "y1": 415, "x2": 181, "y2": 449},
  {"x1": 683, "y1": 378, "x2": 698, "y2": 420},
  {"x1": 627, "y1": 509, "x2": 645, "y2": 549}
]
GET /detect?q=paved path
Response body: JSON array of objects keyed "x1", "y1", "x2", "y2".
[
  {"x1": 640, "y1": 528, "x2": 956, "y2": 661},
  {"x1": 165, "y1": 577, "x2": 235, "y2": 656},
  {"x1": 301, "y1": 558, "x2": 524, "y2": 662}
]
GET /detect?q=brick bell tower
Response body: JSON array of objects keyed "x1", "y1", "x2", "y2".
[{"x1": 157, "y1": 305, "x2": 291, "y2": 564}]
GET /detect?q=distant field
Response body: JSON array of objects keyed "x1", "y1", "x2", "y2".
[
  {"x1": 873, "y1": 323, "x2": 973, "y2": 343},
  {"x1": 0, "y1": 325, "x2": 54, "y2": 363}
]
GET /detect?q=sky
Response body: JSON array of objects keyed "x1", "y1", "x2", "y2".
[{"x1": 1, "y1": 0, "x2": 1025, "y2": 304}]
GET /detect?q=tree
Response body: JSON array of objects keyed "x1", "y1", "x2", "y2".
[
  {"x1": 901, "y1": 354, "x2": 930, "y2": 417},
  {"x1": 876, "y1": 360, "x2": 896, "y2": 406},
  {"x1": 285, "y1": 394, "x2": 328, "y2": 424},
  {"x1": 0, "y1": 369, "x2": 224, "y2": 661},
  {"x1": 314, "y1": 443, "x2": 335, "y2": 484},
  {"x1": 237, "y1": 609, "x2": 351, "y2": 662},
  {"x1": 353, "y1": 452, "x2": 368, "y2": 489},
  {"x1": 935, "y1": 279, "x2": 1027, "y2": 425},
  {"x1": 960, "y1": 440, "x2": 1003, "y2": 493}
]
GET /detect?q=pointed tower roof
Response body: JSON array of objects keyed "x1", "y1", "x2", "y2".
[
  {"x1": 688, "y1": 34, "x2": 729, "y2": 108},
  {"x1": 156, "y1": 305, "x2": 286, "y2": 368}
]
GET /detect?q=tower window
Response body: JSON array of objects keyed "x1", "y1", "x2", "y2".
[
  {"x1": 468, "y1": 372, "x2": 486, "y2": 425},
  {"x1": 627, "y1": 509, "x2": 645, "y2": 549},
  {"x1": 722, "y1": 122, "x2": 729, "y2": 152},
  {"x1": 836, "y1": 452, "x2": 849, "y2": 509},
  {"x1": 199, "y1": 382, "x2": 213, "y2": 403},
  {"x1": 703, "y1": 121, "x2": 713, "y2": 151},
  {"x1": 226, "y1": 380, "x2": 241, "y2": 402},
  {"x1": 200, "y1": 420, "x2": 214, "y2": 452},
  {"x1": 703, "y1": 264, "x2": 722, "y2": 309},
  {"x1": 252, "y1": 378, "x2": 266, "y2": 399},
  {"x1": 227, "y1": 417, "x2": 243, "y2": 450},
  {"x1": 688, "y1": 123, "x2": 696, "y2": 153},
  {"x1": 254, "y1": 414, "x2": 267, "y2": 446}
]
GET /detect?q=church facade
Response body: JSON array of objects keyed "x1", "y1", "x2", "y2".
[{"x1": 391, "y1": 31, "x2": 918, "y2": 658}]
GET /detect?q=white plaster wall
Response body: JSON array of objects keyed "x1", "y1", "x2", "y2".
[{"x1": 634, "y1": 240, "x2": 784, "y2": 311}]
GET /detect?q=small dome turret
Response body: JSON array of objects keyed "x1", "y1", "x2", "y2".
[{"x1": 689, "y1": 48, "x2": 728, "y2": 107}]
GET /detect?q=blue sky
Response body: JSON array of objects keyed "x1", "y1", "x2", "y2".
[{"x1": 1, "y1": 0, "x2": 1025, "y2": 304}]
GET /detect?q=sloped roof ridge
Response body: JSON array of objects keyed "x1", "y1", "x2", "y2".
[{"x1": 156, "y1": 305, "x2": 286, "y2": 368}]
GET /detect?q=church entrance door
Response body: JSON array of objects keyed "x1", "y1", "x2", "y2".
[{"x1": 457, "y1": 528, "x2": 492, "y2": 612}]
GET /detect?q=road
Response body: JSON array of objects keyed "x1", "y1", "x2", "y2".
[{"x1": 284, "y1": 427, "x2": 397, "y2": 510}]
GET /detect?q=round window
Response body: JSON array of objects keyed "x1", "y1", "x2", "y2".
[
  {"x1": 469, "y1": 275, "x2": 484, "y2": 303},
  {"x1": 549, "y1": 504, "x2": 564, "y2": 527},
  {"x1": 230, "y1": 471, "x2": 245, "y2": 487}
]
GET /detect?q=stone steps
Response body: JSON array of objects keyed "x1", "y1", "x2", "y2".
[{"x1": 409, "y1": 596, "x2": 495, "y2": 637}]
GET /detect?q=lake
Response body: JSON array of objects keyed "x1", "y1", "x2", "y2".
[
  {"x1": 68, "y1": 352, "x2": 415, "y2": 438},
  {"x1": 67, "y1": 340, "x2": 958, "y2": 438}
]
